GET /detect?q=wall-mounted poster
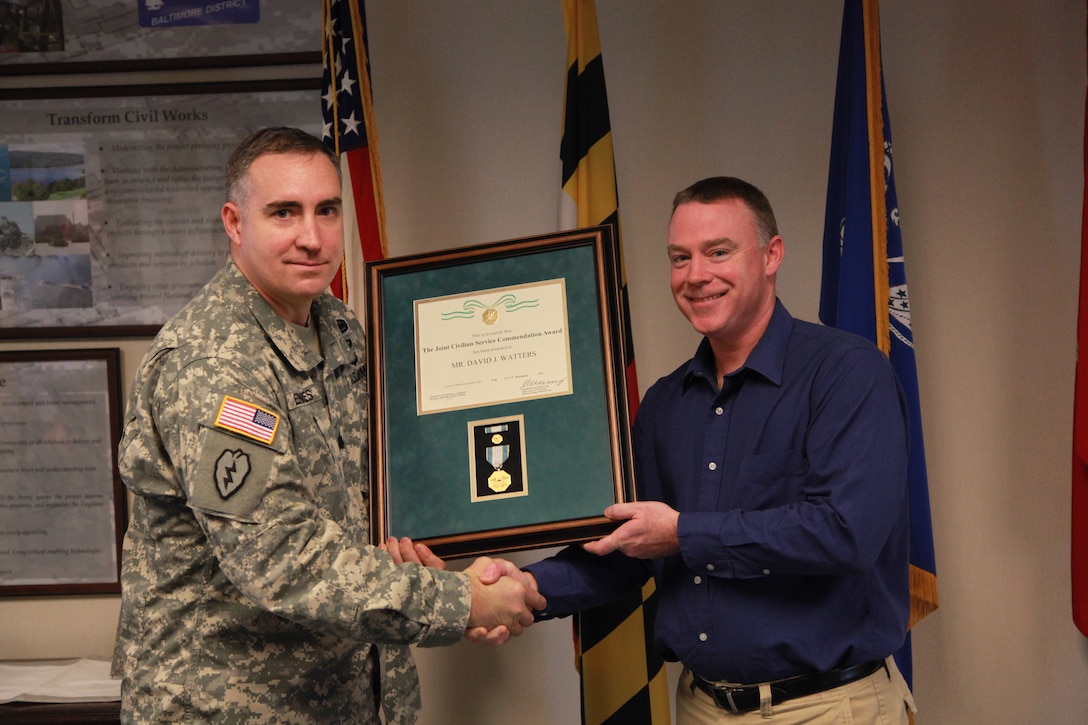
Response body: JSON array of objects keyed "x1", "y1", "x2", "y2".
[
  {"x1": 0, "y1": 80, "x2": 322, "y2": 338},
  {"x1": 0, "y1": 348, "x2": 125, "y2": 596},
  {"x1": 0, "y1": 1, "x2": 320, "y2": 74}
]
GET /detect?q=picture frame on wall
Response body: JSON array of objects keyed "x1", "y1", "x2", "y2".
[
  {"x1": 0, "y1": 348, "x2": 126, "y2": 596},
  {"x1": 365, "y1": 226, "x2": 636, "y2": 559},
  {"x1": 0, "y1": 1, "x2": 320, "y2": 75},
  {"x1": 0, "y1": 78, "x2": 322, "y2": 339}
]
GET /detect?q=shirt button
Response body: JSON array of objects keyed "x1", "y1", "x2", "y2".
[
  {"x1": 708, "y1": 462, "x2": 717, "y2": 471},
  {"x1": 762, "y1": 568, "x2": 771, "y2": 575},
  {"x1": 699, "y1": 633, "x2": 708, "y2": 642},
  {"x1": 706, "y1": 564, "x2": 715, "y2": 572},
  {"x1": 693, "y1": 576, "x2": 702, "y2": 585},
  {"x1": 715, "y1": 406, "x2": 724, "y2": 415}
]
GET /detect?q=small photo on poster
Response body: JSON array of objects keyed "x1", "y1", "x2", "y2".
[
  {"x1": 0, "y1": 198, "x2": 92, "y2": 312},
  {"x1": 0, "y1": 1, "x2": 65, "y2": 53},
  {"x1": 3, "y1": 142, "x2": 86, "y2": 203}
]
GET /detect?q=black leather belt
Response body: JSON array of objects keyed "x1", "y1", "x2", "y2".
[{"x1": 690, "y1": 659, "x2": 885, "y2": 714}]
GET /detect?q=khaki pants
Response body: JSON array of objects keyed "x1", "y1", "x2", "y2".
[{"x1": 676, "y1": 657, "x2": 917, "y2": 724}]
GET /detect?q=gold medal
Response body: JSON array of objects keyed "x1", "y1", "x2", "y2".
[{"x1": 488, "y1": 468, "x2": 512, "y2": 492}]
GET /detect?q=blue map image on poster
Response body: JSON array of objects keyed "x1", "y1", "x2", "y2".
[{"x1": 138, "y1": 0, "x2": 261, "y2": 28}]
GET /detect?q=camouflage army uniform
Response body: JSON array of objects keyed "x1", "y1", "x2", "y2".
[{"x1": 112, "y1": 261, "x2": 471, "y2": 724}]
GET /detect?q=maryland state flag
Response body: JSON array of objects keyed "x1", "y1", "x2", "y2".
[
  {"x1": 559, "y1": 1, "x2": 669, "y2": 723},
  {"x1": 322, "y1": 0, "x2": 388, "y2": 301},
  {"x1": 819, "y1": 0, "x2": 938, "y2": 689},
  {"x1": 1072, "y1": 12, "x2": 1088, "y2": 638}
]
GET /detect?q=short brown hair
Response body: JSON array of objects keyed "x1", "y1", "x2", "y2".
[
  {"x1": 225, "y1": 127, "x2": 340, "y2": 205},
  {"x1": 671, "y1": 176, "x2": 779, "y2": 246}
]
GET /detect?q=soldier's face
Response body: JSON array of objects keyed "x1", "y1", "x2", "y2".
[{"x1": 222, "y1": 152, "x2": 344, "y2": 325}]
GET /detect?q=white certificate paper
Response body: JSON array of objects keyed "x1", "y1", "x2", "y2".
[{"x1": 414, "y1": 279, "x2": 573, "y2": 414}]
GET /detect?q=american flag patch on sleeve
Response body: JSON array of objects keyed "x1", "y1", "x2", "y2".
[{"x1": 214, "y1": 395, "x2": 280, "y2": 445}]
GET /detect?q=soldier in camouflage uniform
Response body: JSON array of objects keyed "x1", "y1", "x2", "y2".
[{"x1": 111, "y1": 127, "x2": 544, "y2": 724}]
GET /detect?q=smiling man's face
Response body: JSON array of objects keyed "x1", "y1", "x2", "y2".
[{"x1": 667, "y1": 198, "x2": 782, "y2": 350}]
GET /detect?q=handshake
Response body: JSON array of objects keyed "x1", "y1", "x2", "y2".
[{"x1": 383, "y1": 536, "x2": 546, "y2": 645}]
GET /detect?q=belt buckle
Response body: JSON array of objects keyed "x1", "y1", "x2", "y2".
[{"x1": 710, "y1": 684, "x2": 745, "y2": 713}]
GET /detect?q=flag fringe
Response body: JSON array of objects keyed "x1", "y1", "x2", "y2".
[{"x1": 908, "y1": 563, "x2": 939, "y2": 629}]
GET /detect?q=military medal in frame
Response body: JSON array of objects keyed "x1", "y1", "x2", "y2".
[{"x1": 468, "y1": 415, "x2": 528, "y2": 502}]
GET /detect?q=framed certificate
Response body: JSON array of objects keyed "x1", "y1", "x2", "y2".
[
  {"x1": 0, "y1": 348, "x2": 126, "y2": 596},
  {"x1": 366, "y1": 226, "x2": 634, "y2": 558}
]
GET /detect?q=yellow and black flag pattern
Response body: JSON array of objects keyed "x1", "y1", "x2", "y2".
[
  {"x1": 559, "y1": 2, "x2": 670, "y2": 723},
  {"x1": 576, "y1": 578, "x2": 670, "y2": 725}
]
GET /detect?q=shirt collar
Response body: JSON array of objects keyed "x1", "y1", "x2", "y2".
[{"x1": 683, "y1": 299, "x2": 793, "y2": 388}]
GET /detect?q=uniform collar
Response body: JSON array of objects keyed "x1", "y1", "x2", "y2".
[{"x1": 225, "y1": 260, "x2": 355, "y2": 374}]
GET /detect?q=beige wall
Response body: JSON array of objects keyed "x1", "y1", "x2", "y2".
[{"x1": 3, "y1": 2, "x2": 1086, "y2": 722}]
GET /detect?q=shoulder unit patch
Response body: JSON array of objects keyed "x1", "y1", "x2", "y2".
[{"x1": 214, "y1": 449, "x2": 251, "y2": 499}]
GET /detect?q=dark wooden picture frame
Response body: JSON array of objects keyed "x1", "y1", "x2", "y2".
[
  {"x1": 365, "y1": 226, "x2": 635, "y2": 558},
  {"x1": 0, "y1": 348, "x2": 126, "y2": 596}
]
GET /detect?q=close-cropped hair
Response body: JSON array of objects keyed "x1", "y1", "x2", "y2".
[
  {"x1": 225, "y1": 127, "x2": 341, "y2": 205},
  {"x1": 671, "y1": 176, "x2": 779, "y2": 246}
]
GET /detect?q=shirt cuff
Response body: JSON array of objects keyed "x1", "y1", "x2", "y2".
[{"x1": 678, "y1": 511, "x2": 735, "y2": 577}]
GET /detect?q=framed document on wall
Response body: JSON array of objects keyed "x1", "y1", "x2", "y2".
[
  {"x1": 0, "y1": 1, "x2": 320, "y2": 75},
  {"x1": 0, "y1": 348, "x2": 126, "y2": 596},
  {"x1": 366, "y1": 226, "x2": 635, "y2": 559},
  {"x1": 0, "y1": 79, "x2": 321, "y2": 339}
]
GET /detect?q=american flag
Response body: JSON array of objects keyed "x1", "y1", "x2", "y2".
[
  {"x1": 321, "y1": 0, "x2": 388, "y2": 301},
  {"x1": 215, "y1": 396, "x2": 279, "y2": 445}
]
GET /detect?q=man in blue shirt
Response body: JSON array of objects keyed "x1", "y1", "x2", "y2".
[{"x1": 523, "y1": 177, "x2": 916, "y2": 723}]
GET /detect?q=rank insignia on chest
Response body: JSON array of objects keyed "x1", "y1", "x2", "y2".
[{"x1": 214, "y1": 395, "x2": 280, "y2": 445}]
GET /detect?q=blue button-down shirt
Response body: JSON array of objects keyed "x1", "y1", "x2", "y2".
[{"x1": 528, "y1": 301, "x2": 910, "y2": 683}]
